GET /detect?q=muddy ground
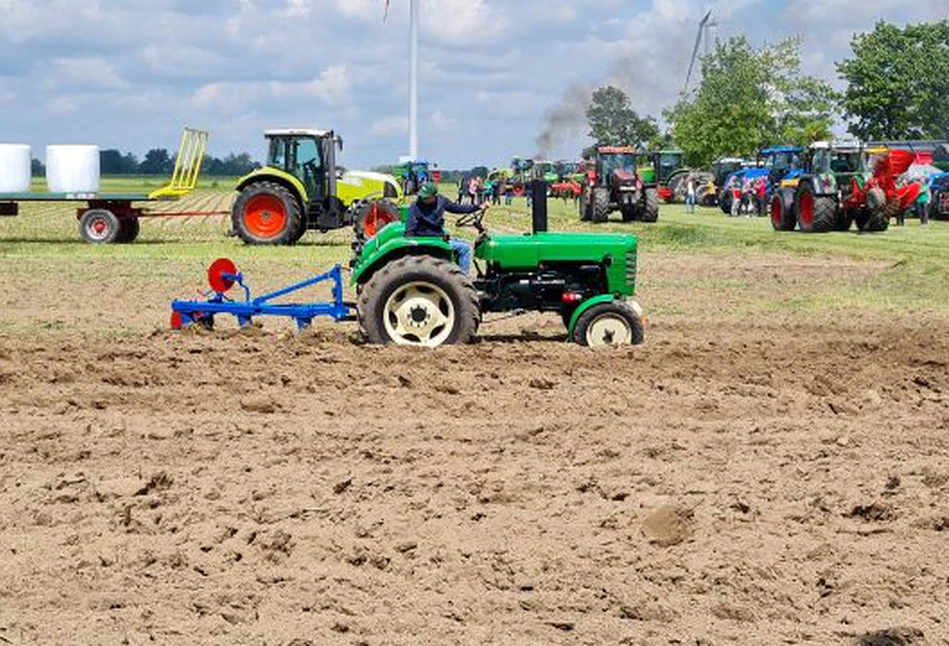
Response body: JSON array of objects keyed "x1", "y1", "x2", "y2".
[{"x1": 1, "y1": 252, "x2": 948, "y2": 645}]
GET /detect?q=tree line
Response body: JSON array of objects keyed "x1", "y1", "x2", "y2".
[
  {"x1": 583, "y1": 19, "x2": 949, "y2": 167},
  {"x1": 31, "y1": 149, "x2": 260, "y2": 177}
]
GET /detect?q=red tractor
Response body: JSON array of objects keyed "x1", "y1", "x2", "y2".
[{"x1": 579, "y1": 146, "x2": 660, "y2": 223}]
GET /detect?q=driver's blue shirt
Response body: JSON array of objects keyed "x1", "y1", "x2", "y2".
[{"x1": 406, "y1": 195, "x2": 479, "y2": 237}]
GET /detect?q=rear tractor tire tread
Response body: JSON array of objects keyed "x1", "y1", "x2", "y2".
[
  {"x1": 640, "y1": 187, "x2": 659, "y2": 223},
  {"x1": 357, "y1": 255, "x2": 481, "y2": 347}
]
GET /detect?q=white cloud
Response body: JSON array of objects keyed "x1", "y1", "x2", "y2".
[
  {"x1": 192, "y1": 65, "x2": 352, "y2": 112},
  {"x1": 431, "y1": 109, "x2": 457, "y2": 132},
  {"x1": 370, "y1": 115, "x2": 408, "y2": 136},
  {"x1": 50, "y1": 57, "x2": 129, "y2": 89}
]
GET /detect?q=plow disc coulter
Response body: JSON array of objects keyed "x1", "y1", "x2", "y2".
[{"x1": 171, "y1": 259, "x2": 354, "y2": 331}]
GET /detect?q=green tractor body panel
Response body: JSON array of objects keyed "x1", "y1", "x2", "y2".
[
  {"x1": 237, "y1": 167, "x2": 309, "y2": 202},
  {"x1": 567, "y1": 294, "x2": 620, "y2": 337},
  {"x1": 476, "y1": 231, "x2": 638, "y2": 296},
  {"x1": 350, "y1": 222, "x2": 453, "y2": 285}
]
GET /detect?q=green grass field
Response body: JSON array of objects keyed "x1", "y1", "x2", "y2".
[{"x1": 1, "y1": 178, "x2": 947, "y2": 323}]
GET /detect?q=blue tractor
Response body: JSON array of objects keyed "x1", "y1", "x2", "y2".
[{"x1": 718, "y1": 146, "x2": 805, "y2": 215}]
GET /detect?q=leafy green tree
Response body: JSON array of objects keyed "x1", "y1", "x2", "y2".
[
  {"x1": 837, "y1": 20, "x2": 949, "y2": 140},
  {"x1": 665, "y1": 36, "x2": 837, "y2": 167},
  {"x1": 139, "y1": 148, "x2": 171, "y2": 175},
  {"x1": 587, "y1": 86, "x2": 661, "y2": 148}
]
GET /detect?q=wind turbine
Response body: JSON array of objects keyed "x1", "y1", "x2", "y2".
[
  {"x1": 386, "y1": 0, "x2": 420, "y2": 162},
  {"x1": 683, "y1": 10, "x2": 717, "y2": 93}
]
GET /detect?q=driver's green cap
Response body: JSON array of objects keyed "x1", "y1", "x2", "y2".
[{"x1": 419, "y1": 182, "x2": 438, "y2": 198}]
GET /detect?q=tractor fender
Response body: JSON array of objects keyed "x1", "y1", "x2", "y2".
[
  {"x1": 568, "y1": 294, "x2": 628, "y2": 338},
  {"x1": 236, "y1": 168, "x2": 308, "y2": 204},
  {"x1": 351, "y1": 235, "x2": 454, "y2": 286}
]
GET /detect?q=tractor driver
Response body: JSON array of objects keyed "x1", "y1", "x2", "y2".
[{"x1": 406, "y1": 182, "x2": 486, "y2": 274}]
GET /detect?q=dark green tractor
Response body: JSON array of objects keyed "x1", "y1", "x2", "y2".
[{"x1": 350, "y1": 184, "x2": 644, "y2": 347}]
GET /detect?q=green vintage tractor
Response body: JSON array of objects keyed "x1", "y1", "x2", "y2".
[
  {"x1": 579, "y1": 146, "x2": 660, "y2": 223},
  {"x1": 349, "y1": 184, "x2": 644, "y2": 347},
  {"x1": 231, "y1": 129, "x2": 402, "y2": 245}
]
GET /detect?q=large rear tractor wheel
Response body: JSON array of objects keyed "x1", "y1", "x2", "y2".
[
  {"x1": 858, "y1": 188, "x2": 891, "y2": 232},
  {"x1": 640, "y1": 188, "x2": 659, "y2": 223},
  {"x1": 355, "y1": 199, "x2": 400, "y2": 239},
  {"x1": 795, "y1": 184, "x2": 836, "y2": 233},
  {"x1": 232, "y1": 182, "x2": 303, "y2": 245},
  {"x1": 591, "y1": 188, "x2": 610, "y2": 223},
  {"x1": 358, "y1": 255, "x2": 480, "y2": 347},
  {"x1": 572, "y1": 302, "x2": 644, "y2": 347},
  {"x1": 770, "y1": 193, "x2": 795, "y2": 231}
]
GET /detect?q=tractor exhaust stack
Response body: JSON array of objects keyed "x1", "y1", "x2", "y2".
[{"x1": 531, "y1": 180, "x2": 548, "y2": 234}]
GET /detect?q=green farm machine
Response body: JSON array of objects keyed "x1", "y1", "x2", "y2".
[
  {"x1": 231, "y1": 129, "x2": 402, "y2": 245},
  {"x1": 176, "y1": 182, "x2": 647, "y2": 348},
  {"x1": 579, "y1": 146, "x2": 660, "y2": 223},
  {"x1": 350, "y1": 183, "x2": 644, "y2": 346}
]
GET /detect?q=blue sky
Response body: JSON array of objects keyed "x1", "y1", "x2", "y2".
[{"x1": 0, "y1": 0, "x2": 945, "y2": 170}]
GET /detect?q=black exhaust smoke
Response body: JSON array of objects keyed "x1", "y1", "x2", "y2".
[{"x1": 531, "y1": 180, "x2": 548, "y2": 234}]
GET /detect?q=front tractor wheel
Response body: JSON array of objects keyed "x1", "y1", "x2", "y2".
[
  {"x1": 795, "y1": 184, "x2": 836, "y2": 233},
  {"x1": 771, "y1": 193, "x2": 795, "y2": 231},
  {"x1": 591, "y1": 188, "x2": 610, "y2": 223},
  {"x1": 358, "y1": 255, "x2": 480, "y2": 347},
  {"x1": 573, "y1": 302, "x2": 644, "y2": 347},
  {"x1": 640, "y1": 187, "x2": 659, "y2": 223},
  {"x1": 354, "y1": 199, "x2": 400, "y2": 239},
  {"x1": 232, "y1": 182, "x2": 303, "y2": 245}
]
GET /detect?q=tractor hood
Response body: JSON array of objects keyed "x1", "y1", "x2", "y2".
[
  {"x1": 611, "y1": 170, "x2": 637, "y2": 185},
  {"x1": 477, "y1": 231, "x2": 638, "y2": 296}
]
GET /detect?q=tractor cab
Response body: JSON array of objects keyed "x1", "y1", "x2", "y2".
[
  {"x1": 264, "y1": 129, "x2": 341, "y2": 204},
  {"x1": 759, "y1": 145, "x2": 805, "y2": 188}
]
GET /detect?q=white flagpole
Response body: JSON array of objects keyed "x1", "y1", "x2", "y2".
[{"x1": 408, "y1": 0, "x2": 419, "y2": 161}]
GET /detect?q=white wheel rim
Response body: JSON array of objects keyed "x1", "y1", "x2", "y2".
[
  {"x1": 586, "y1": 313, "x2": 633, "y2": 346},
  {"x1": 383, "y1": 281, "x2": 455, "y2": 347}
]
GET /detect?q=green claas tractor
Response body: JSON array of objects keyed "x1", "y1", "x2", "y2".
[
  {"x1": 349, "y1": 183, "x2": 644, "y2": 347},
  {"x1": 579, "y1": 146, "x2": 660, "y2": 223},
  {"x1": 231, "y1": 129, "x2": 402, "y2": 245}
]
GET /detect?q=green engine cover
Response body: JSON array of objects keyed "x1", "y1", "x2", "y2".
[{"x1": 476, "y1": 231, "x2": 638, "y2": 296}]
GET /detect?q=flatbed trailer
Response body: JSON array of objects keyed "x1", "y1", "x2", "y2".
[{"x1": 0, "y1": 128, "x2": 222, "y2": 243}]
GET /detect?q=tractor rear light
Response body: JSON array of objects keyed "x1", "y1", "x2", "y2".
[{"x1": 562, "y1": 292, "x2": 584, "y2": 304}]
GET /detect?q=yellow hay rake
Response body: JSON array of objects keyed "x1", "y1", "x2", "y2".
[{"x1": 149, "y1": 127, "x2": 209, "y2": 200}]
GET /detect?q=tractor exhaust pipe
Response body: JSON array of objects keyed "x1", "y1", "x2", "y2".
[{"x1": 531, "y1": 180, "x2": 548, "y2": 234}]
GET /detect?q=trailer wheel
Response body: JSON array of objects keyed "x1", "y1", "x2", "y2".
[
  {"x1": 358, "y1": 255, "x2": 480, "y2": 347},
  {"x1": 232, "y1": 182, "x2": 302, "y2": 245},
  {"x1": 591, "y1": 188, "x2": 610, "y2": 223},
  {"x1": 640, "y1": 188, "x2": 659, "y2": 223},
  {"x1": 573, "y1": 302, "x2": 644, "y2": 347},
  {"x1": 116, "y1": 217, "x2": 140, "y2": 244},
  {"x1": 80, "y1": 209, "x2": 121, "y2": 244}
]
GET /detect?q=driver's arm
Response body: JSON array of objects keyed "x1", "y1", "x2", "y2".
[{"x1": 444, "y1": 200, "x2": 481, "y2": 215}]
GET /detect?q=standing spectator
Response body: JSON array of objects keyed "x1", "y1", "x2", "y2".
[
  {"x1": 504, "y1": 180, "x2": 514, "y2": 206},
  {"x1": 730, "y1": 180, "x2": 741, "y2": 217},
  {"x1": 457, "y1": 176, "x2": 466, "y2": 203},
  {"x1": 685, "y1": 176, "x2": 696, "y2": 214},
  {"x1": 468, "y1": 176, "x2": 479, "y2": 205},
  {"x1": 492, "y1": 178, "x2": 502, "y2": 205},
  {"x1": 755, "y1": 178, "x2": 767, "y2": 217},
  {"x1": 917, "y1": 181, "x2": 931, "y2": 226}
]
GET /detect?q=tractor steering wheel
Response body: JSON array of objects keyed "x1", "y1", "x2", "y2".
[{"x1": 456, "y1": 206, "x2": 487, "y2": 232}]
